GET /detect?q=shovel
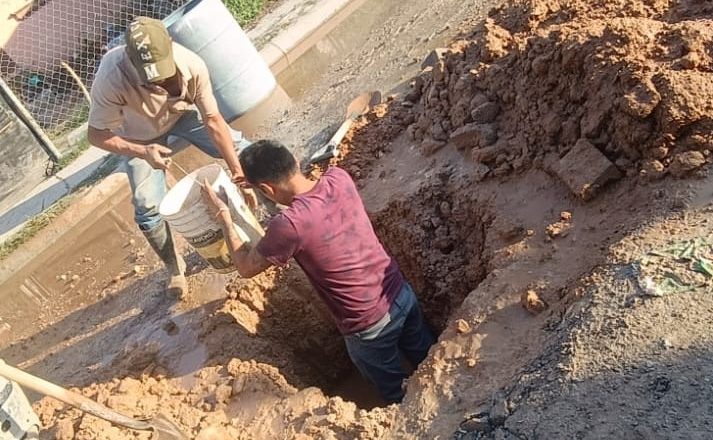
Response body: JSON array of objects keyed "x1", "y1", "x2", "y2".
[
  {"x1": 309, "y1": 91, "x2": 382, "y2": 164},
  {"x1": 0, "y1": 359, "x2": 188, "y2": 439}
]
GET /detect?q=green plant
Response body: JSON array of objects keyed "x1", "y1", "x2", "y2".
[{"x1": 223, "y1": 0, "x2": 267, "y2": 27}]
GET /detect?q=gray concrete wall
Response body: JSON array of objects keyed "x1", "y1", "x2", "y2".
[{"x1": 0, "y1": 95, "x2": 49, "y2": 212}]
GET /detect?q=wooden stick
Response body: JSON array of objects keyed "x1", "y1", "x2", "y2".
[{"x1": 60, "y1": 61, "x2": 91, "y2": 104}]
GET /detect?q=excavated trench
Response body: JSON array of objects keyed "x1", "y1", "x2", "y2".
[
  {"x1": 372, "y1": 177, "x2": 490, "y2": 334},
  {"x1": 198, "y1": 172, "x2": 492, "y2": 410}
]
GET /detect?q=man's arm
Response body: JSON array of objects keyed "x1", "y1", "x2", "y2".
[
  {"x1": 88, "y1": 126, "x2": 172, "y2": 170},
  {"x1": 203, "y1": 114, "x2": 243, "y2": 178},
  {"x1": 217, "y1": 208, "x2": 272, "y2": 278},
  {"x1": 202, "y1": 114, "x2": 257, "y2": 207},
  {"x1": 202, "y1": 179, "x2": 272, "y2": 277}
]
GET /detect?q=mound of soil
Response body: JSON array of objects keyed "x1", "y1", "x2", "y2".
[
  {"x1": 34, "y1": 359, "x2": 393, "y2": 440},
  {"x1": 403, "y1": 0, "x2": 713, "y2": 182}
]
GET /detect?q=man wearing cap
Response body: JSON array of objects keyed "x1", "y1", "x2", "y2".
[{"x1": 88, "y1": 17, "x2": 253, "y2": 297}]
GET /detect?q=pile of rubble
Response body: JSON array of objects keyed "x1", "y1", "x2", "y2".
[{"x1": 403, "y1": 0, "x2": 712, "y2": 199}]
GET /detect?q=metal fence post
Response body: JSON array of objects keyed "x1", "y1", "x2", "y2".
[{"x1": 0, "y1": 76, "x2": 61, "y2": 162}]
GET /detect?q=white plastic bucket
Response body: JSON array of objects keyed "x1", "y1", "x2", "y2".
[{"x1": 159, "y1": 164, "x2": 264, "y2": 273}]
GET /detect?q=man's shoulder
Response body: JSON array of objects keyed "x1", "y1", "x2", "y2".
[
  {"x1": 322, "y1": 166, "x2": 354, "y2": 184},
  {"x1": 97, "y1": 46, "x2": 126, "y2": 71}
]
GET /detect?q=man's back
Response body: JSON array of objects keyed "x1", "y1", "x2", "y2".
[{"x1": 257, "y1": 167, "x2": 403, "y2": 334}]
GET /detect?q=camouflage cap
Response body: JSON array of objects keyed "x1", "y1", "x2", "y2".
[{"x1": 125, "y1": 16, "x2": 176, "y2": 83}]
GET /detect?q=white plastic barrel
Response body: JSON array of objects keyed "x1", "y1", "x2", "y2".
[
  {"x1": 164, "y1": 0, "x2": 277, "y2": 121},
  {"x1": 159, "y1": 164, "x2": 264, "y2": 273}
]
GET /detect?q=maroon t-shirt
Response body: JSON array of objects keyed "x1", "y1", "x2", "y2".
[{"x1": 256, "y1": 167, "x2": 404, "y2": 334}]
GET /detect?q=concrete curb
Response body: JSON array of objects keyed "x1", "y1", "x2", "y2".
[{"x1": 259, "y1": 0, "x2": 367, "y2": 76}]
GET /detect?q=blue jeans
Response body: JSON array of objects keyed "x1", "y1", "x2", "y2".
[
  {"x1": 344, "y1": 282, "x2": 435, "y2": 403},
  {"x1": 124, "y1": 110, "x2": 252, "y2": 231}
]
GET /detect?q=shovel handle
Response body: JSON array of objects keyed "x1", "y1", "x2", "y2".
[
  {"x1": 0, "y1": 359, "x2": 153, "y2": 431},
  {"x1": 326, "y1": 116, "x2": 358, "y2": 149}
]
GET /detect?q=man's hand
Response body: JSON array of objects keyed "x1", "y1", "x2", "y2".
[
  {"x1": 231, "y1": 172, "x2": 258, "y2": 210},
  {"x1": 143, "y1": 143, "x2": 172, "y2": 170},
  {"x1": 201, "y1": 178, "x2": 231, "y2": 222}
]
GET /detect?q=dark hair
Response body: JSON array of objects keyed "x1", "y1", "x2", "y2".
[{"x1": 239, "y1": 140, "x2": 298, "y2": 184}]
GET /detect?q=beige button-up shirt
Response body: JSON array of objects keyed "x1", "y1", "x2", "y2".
[{"x1": 88, "y1": 43, "x2": 220, "y2": 142}]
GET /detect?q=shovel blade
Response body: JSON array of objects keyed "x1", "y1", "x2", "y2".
[{"x1": 149, "y1": 415, "x2": 189, "y2": 440}]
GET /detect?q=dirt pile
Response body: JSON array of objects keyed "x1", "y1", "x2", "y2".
[
  {"x1": 402, "y1": 0, "x2": 713, "y2": 185},
  {"x1": 311, "y1": 101, "x2": 414, "y2": 184},
  {"x1": 33, "y1": 359, "x2": 394, "y2": 440}
]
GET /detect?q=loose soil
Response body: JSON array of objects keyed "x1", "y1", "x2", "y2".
[{"x1": 3, "y1": 0, "x2": 713, "y2": 439}]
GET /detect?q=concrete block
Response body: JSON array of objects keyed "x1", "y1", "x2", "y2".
[
  {"x1": 555, "y1": 139, "x2": 622, "y2": 201},
  {"x1": 421, "y1": 47, "x2": 449, "y2": 70}
]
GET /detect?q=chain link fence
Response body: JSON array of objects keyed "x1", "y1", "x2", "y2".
[{"x1": 1, "y1": 0, "x2": 189, "y2": 149}]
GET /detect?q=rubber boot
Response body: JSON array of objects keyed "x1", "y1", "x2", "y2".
[{"x1": 142, "y1": 221, "x2": 187, "y2": 298}]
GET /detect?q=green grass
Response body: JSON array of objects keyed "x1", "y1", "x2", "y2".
[
  {"x1": 223, "y1": 0, "x2": 269, "y2": 27},
  {"x1": 0, "y1": 154, "x2": 121, "y2": 262},
  {"x1": 54, "y1": 137, "x2": 91, "y2": 172}
]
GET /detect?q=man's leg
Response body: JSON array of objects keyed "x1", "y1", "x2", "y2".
[
  {"x1": 168, "y1": 110, "x2": 252, "y2": 158},
  {"x1": 125, "y1": 155, "x2": 187, "y2": 297},
  {"x1": 397, "y1": 283, "x2": 436, "y2": 367},
  {"x1": 344, "y1": 320, "x2": 407, "y2": 403}
]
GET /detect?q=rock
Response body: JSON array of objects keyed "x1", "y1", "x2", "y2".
[
  {"x1": 466, "y1": 358, "x2": 477, "y2": 368},
  {"x1": 489, "y1": 394, "x2": 510, "y2": 426},
  {"x1": 451, "y1": 123, "x2": 498, "y2": 150},
  {"x1": 472, "y1": 142, "x2": 508, "y2": 164},
  {"x1": 215, "y1": 384, "x2": 233, "y2": 405},
  {"x1": 405, "y1": 90, "x2": 421, "y2": 103},
  {"x1": 554, "y1": 139, "x2": 622, "y2": 201},
  {"x1": 669, "y1": 151, "x2": 707, "y2": 177},
  {"x1": 521, "y1": 290, "x2": 548, "y2": 315},
  {"x1": 461, "y1": 416, "x2": 492, "y2": 433},
  {"x1": 117, "y1": 377, "x2": 142, "y2": 395},
  {"x1": 431, "y1": 122, "x2": 448, "y2": 142},
  {"x1": 651, "y1": 145, "x2": 669, "y2": 160},
  {"x1": 471, "y1": 102, "x2": 500, "y2": 124},
  {"x1": 421, "y1": 139, "x2": 447, "y2": 156},
  {"x1": 621, "y1": 78, "x2": 661, "y2": 118},
  {"x1": 546, "y1": 221, "x2": 571, "y2": 238},
  {"x1": 456, "y1": 319, "x2": 471, "y2": 334},
  {"x1": 560, "y1": 211, "x2": 572, "y2": 222},
  {"x1": 473, "y1": 163, "x2": 491, "y2": 182},
  {"x1": 163, "y1": 320, "x2": 179, "y2": 336},
  {"x1": 640, "y1": 159, "x2": 666, "y2": 180},
  {"x1": 55, "y1": 418, "x2": 75, "y2": 440},
  {"x1": 421, "y1": 48, "x2": 449, "y2": 70}
]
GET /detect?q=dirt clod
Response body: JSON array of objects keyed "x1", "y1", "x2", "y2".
[
  {"x1": 669, "y1": 151, "x2": 707, "y2": 177},
  {"x1": 520, "y1": 290, "x2": 548, "y2": 315},
  {"x1": 456, "y1": 319, "x2": 472, "y2": 334}
]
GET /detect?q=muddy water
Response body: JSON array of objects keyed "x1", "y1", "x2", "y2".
[{"x1": 0, "y1": 193, "x2": 139, "y2": 346}]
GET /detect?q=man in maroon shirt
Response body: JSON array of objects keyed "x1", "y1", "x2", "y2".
[{"x1": 202, "y1": 139, "x2": 435, "y2": 403}]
